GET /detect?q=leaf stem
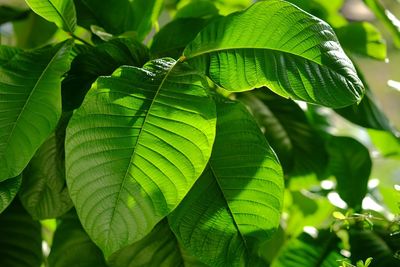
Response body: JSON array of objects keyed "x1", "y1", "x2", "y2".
[{"x1": 70, "y1": 33, "x2": 93, "y2": 47}]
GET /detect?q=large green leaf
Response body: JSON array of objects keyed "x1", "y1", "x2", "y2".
[
  {"x1": 0, "y1": 199, "x2": 42, "y2": 267},
  {"x1": 336, "y1": 22, "x2": 387, "y2": 60},
  {"x1": 239, "y1": 90, "x2": 328, "y2": 182},
  {"x1": 271, "y1": 231, "x2": 344, "y2": 267},
  {"x1": 0, "y1": 175, "x2": 22, "y2": 213},
  {"x1": 48, "y1": 210, "x2": 108, "y2": 267},
  {"x1": 24, "y1": 0, "x2": 76, "y2": 32},
  {"x1": 19, "y1": 113, "x2": 73, "y2": 219},
  {"x1": 65, "y1": 58, "x2": 216, "y2": 257},
  {"x1": 108, "y1": 219, "x2": 209, "y2": 267},
  {"x1": 183, "y1": 0, "x2": 364, "y2": 108},
  {"x1": 169, "y1": 101, "x2": 284, "y2": 266},
  {"x1": 0, "y1": 41, "x2": 73, "y2": 181},
  {"x1": 0, "y1": 5, "x2": 29, "y2": 25},
  {"x1": 62, "y1": 37, "x2": 149, "y2": 111},
  {"x1": 363, "y1": 0, "x2": 400, "y2": 48},
  {"x1": 327, "y1": 136, "x2": 372, "y2": 211},
  {"x1": 74, "y1": 0, "x2": 130, "y2": 34}
]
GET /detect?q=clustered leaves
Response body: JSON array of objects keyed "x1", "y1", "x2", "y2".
[{"x1": 0, "y1": 0, "x2": 399, "y2": 266}]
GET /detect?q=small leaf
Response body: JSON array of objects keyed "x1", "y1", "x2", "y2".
[
  {"x1": 0, "y1": 199, "x2": 42, "y2": 267},
  {"x1": 0, "y1": 175, "x2": 22, "y2": 213},
  {"x1": 175, "y1": 0, "x2": 219, "y2": 19},
  {"x1": 0, "y1": 40, "x2": 73, "y2": 181},
  {"x1": 327, "y1": 136, "x2": 372, "y2": 211},
  {"x1": 24, "y1": 0, "x2": 76, "y2": 32},
  {"x1": 131, "y1": 0, "x2": 164, "y2": 41},
  {"x1": 368, "y1": 129, "x2": 400, "y2": 158},
  {"x1": 169, "y1": 101, "x2": 284, "y2": 266},
  {"x1": 184, "y1": 0, "x2": 364, "y2": 108},
  {"x1": 65, "y1": 58, "x2": 216, "y2": 257},
  {"x1": 48, "y1": 210, "x2": 108, "y2": 267},
  {"x1": 333, "y1": 211, "x2": 347, "y2": 220}
]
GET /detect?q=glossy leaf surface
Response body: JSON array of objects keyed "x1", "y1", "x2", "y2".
[
  {"x1": 0, "y1": 175, "x2": 22, "y2": 213},
  {"x1": 65, "y1": 58, "x2": 216, "y2": 257}
]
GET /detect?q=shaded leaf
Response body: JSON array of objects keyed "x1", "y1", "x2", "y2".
[
  {"x1": 108, "y1": 219, "x2": 209, "y2": 267},
  {"x1": 175, "y1": 0, "x2": 218, "y2": 19},
  {"x1": 169, "y1": 101, "x2": 284, "y2": 266},
  {"x1": 0, "y1": 175, "x2": 22, "y2": 213},
  {"x1": 19, "y1": 113, "x2": 73, "y2": 219},
  {"x1": 62, "y1": 37, "x2": 149, "y2": 111},
  {"x1": 0, "y1": 199, "x2": 42, "y2": 267},
  {"x1": 0, "y1": 41, "x2": 73, "y2": 181},
  {"x1": 184, "y1": 0, "x2": 364, "y2": 108},
  {"x1": 327, "y1": 136, "x2": 372, "y2": 210},
  {"x1": 48, "y1": 210, "x2": 108, "y2": 267},
  {"x1": 24, "y1": 0, "x2": 76, "y2": 32},
  {"x1": 0, "y1": 5, "x2": 29, "y2": 25},
  {"x1": 65, "y1": 58, "x2": 216, "y2": 257}
]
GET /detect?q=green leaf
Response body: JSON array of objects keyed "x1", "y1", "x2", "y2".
[
  {"x1": 0, "y1": 5, "x2": 29, "y2": 25},
  {"x1": 336, "y1": 22, "x2": 387, "y2": 60},
  {"x1": 363, "y1": 0, "x2": 400, "y2": 48},
  {"x1": 48, "y1": 210, "x2": 108, "y2": 267},
  {"x1": 349, "y1": 229, "x2": 400, "y2": 267},
  {"x1": 0, "y1": 175, "x2": 22, "y2": 213},
  {"x1": 169, "y1": 101, "x2": 284, "y2": 266},
  {"x1": 24, "y1": 0, "x2": 76, "y2": 32},
  {"x1": 0, "y1": 199, "x2": 42, "y2": 267},
  {"x1": 238, "y1": 90, "x2": 328, "y2": 182},
  {"x1": 183, "y1": 0, "x2": 364, "y2": 108},
  {"x1": 150, "y1": 18, "x2": 209, "y2": 59},
  {"x1": 271, "y1": 231, "x2": 344, "y2": 267},
  {"x1": 327, "y1": 136, "x2": 372, "y2": 210},
  {"x1": 65, "y1": 58, "x2": 216, "y2": 257},
  {"x1": 175, "y1": 0, "x2": 219, "y2": 19},
  {"x1": 131, "y1": 0, "x2": 164, "y2": 41},
  {"x1": 368, "y1": 129, "x2": 400, "y2": 158},
  {"x1": 108, "y1": 219, "x2": 209, "y2": 267},
  {"x1": 19, "y1": 113, "x2": 73, "y2": 220},
  {"x1": 73, "y1": 0, "x2": 137, "y2": 35},
  {"x1": 0, "y1": 41, "x2": 73, "y2": 181},
  {"x1": 62, "y1": 37, "x2": 149, "y2": 111},
  {"x1": 13, "y1": 12, "x2": 58, "y2": 49}
]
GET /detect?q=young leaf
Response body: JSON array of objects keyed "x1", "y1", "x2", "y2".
[
  {"x1": 327, "y1": 136, "x2": 372, "y2": 211},
  {"x1": 19, "y1": 113, "x2": 73, "y2": 220},
  {"x1": 0, "y1": 199, "x2": 42, "y2": 267},
  {"x1": 65, "y1": 58, "x2": 216, "y2": 257},
  {"x1": 0, "y1": 40, "x2": 73, "y2": 181},
  {"x1": 169, "y1": 101, "x2": 284, "y2": 266},
  {"x1": 271, "y1": 231, "x2": 344, "y2": 267},
  {"x1": 108, "y1": 219, "x2": 209, "y2": 267},
  {"x1": 238, "y1": 90, "x2": 328, "y2": 181},
  {"x1": 0, "y1": 175, "x2": 22, "y2": 213},
  {"x1": 24, "y1": 0, "x2": 76, "y2": 32},
  {"x1": 48, "y1": 210, "x2": 108, "y2": 267},
  {"x1": 183, "y1": 0, "x2": 364, "y2": 108},
  {"x1": 62, "y1": 37, "x2": 149, "y2": 111}
]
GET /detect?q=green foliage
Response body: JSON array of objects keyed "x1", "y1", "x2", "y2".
[{"x1": 0, "y1": 0, "x2": 399, "y2": 266}]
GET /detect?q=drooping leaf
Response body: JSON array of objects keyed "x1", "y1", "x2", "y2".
[
  {"x1": 62, "y1": 37, "x2": 149, "y2": 111},
  {"x1": 174, "y1": 0, "x2": 219, "y2": 19},
  {"x1": 327, "y1": 136, "x2": 372, "y2": 210},
  {"x1": 131, "y1": 0, "x2": 164, "y2": 41},
  {"x1": 183, "y1": 0, "x2": 364, "y2": 108},
  {"x1": 0, "y1": 5, "x2": 29, "y2": 25},
  {"x1": 13, "y1": 12, "x2": 58, "y2": 49},
  {"x1": 363, "y1": 0, "x2": 400, "y2": 48},
  {"x1": 271, "y1": 231, "x2": 344, "y2": 267},
  {"x1": 349, "y1": 229, "x2": 400, "y2": 267},
  {"x1": 48, "y1": 210, "x2": 108, "y2": 267},
  {"x1": 150, "y1": 18, "x2": 209, "y2": 59},
  {"x1": 108, "y1": 219, "x2": 209, "y2": 267},
  {"x1": 24, "y1": 0, "x2": 76, "y2": 32},
  {"x1": 336, "y1": 22, "x2": 387, "y2": 60},
  {"x1": 239, "y1": 90, "x2": 328, "y2": 183},
  {"x1": 19, "y1": 113, "x2": 73, "y2": 220},
  {"x1": 65, "y1": 58, "x2": 216, "y2": 257},
  {"x1": 73, "y1": 0, "x2": 134, "y2": 34},
  {"x1": 0, "y1": 175, "x2": 22, "y2": 213},
  {"x1": 169, "y1": 101, "x2": 284, "y2": 266},
  {"x1": 0, "y1": 40, "x2": 73, "y2": 181},
  {"x1": 0, "y1": 199, "x2": 42, "y2": 267}
]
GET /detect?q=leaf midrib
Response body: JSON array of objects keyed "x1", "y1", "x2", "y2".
[
  {"x1": 106, "y1": 60, "x2": 179, "y2": 248},
  {"x1": 46, "y1": 0, "x2": 74, "y2": 32}
]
